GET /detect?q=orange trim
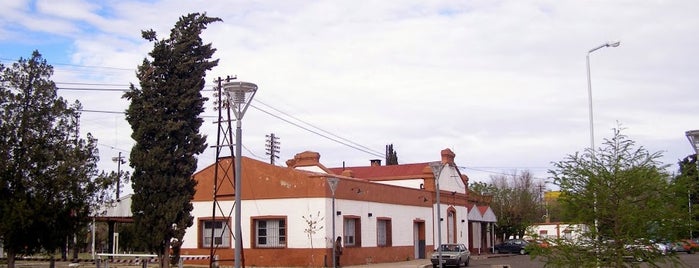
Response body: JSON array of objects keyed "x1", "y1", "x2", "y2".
[
  {"x1": 197, "y1": 217, "x2": 232, "y2": 249},
  {"x1": 250, "y1": 216, "x2": 288, "y2": 249}
]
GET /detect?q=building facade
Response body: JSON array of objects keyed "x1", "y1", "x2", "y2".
[{"x1": 178, "y1": 148, "x2": 493, "y2": 267}]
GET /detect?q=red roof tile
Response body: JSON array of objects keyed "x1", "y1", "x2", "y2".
[{"x1": 327, "y1": 162, "x2": 430, "y2": 181}]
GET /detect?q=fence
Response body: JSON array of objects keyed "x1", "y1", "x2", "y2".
[{"x1": 95, "y1": 253, "x2": 212, "y2": 268}]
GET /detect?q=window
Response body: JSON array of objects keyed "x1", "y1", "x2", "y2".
[
  {"x1": 377, "y1": 218, "x2": 392, "y2": 247},
  {"x1": 254, "y1": 218, "x2": 286, "y2": 248},
  {"x1": 201, "y1": 219, "x2": 230, "y2": 248},
  {"x1": 446, "y1": 209, "x2": 456, "y2": 243},
  {"x1": 343, "y1": 217, "x2": 361, "y2": 247}
]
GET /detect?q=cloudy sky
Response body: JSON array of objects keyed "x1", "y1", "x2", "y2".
[{"x1": 1, "y1": 0, "x2": 698, "y2": 194}]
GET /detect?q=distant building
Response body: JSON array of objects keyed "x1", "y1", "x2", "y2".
[{"x1": 526, "y1": 223, "x2": 589, "y2": 241}]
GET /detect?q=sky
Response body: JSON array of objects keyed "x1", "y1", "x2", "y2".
[{"x1": 1, "y1": 0, "x2": 698, "y2": 195}]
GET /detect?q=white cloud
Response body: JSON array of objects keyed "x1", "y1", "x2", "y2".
[{"x1": 1, "y1": 0, "x2": 698, "y2": 189}]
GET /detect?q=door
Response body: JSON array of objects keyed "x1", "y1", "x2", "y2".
[{"x1": 414, "y1": 221, "x2": 425, "y2": 259}]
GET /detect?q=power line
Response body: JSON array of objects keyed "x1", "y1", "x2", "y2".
[
  {"x1": 58, "y1": 87, "x2": 128, "y2": 92},
  {"x1": 0, "y1": 58, "x2": 135, "y2": 71},
  {"x1": 254, "y1": 99, "x2": 384, "y2": 157},
  {"x1": 57, "y1": 82, "x2": 131, "y2": 87},
  {"x1": 250, "y1": 104, "x2": 384, "y2": 158}
]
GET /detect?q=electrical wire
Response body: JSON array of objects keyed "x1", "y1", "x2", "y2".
[
  {"x1": 249, "y1": 104, "x2": 384, "y2": 158},
  {"x1": 253, "y1": 99, "x2": 384, "y2": 157}
]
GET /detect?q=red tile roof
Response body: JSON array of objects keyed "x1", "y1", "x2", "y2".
[{"x1": 327, "y1": 162, "x2": 431, "y2": 181}]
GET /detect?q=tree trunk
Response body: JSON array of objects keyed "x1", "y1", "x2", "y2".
[
  {"x1": 72, "y1": 234, "x2": 79, "y2": 262},
  {"x1": 7, "y1": 248, "x2": 15, "y2": 268},
  {"x1": 160, "y1": 239, "x2": 171, "y2": 268}
]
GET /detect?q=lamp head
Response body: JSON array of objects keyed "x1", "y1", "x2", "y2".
[
  {"x1": 222, "y1": 81, "x2": 258, "y2": 120},
  {"x1": 608, "y1": 41, "x2": 621, "y2": 47},
  {"x1": 223, "y1": 81, "x2": 257, "y2": 105},
  {"x1": 686, "y1": 130, "x2": 699, "y2": 154}
]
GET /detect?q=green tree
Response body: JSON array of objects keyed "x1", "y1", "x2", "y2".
[
  {"x1": 124, "y1": 13, "x2": 220, "y2": 267},
  {"x1": 539, "y1": 127, "x2": 682, "y2": 267},
  {"x1": 0, "y1": 51, "x2": 110, "y2": 268},
  {"x1": 385, "y1": 144, "x2": 398, "y2": 165}
]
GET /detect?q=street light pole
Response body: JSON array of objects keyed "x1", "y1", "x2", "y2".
[
  {"x1": 223, "y1": 81, "x2": 258, "y2": 268},
  {"x1": 685, "y1": 130, "x2": 699, "y2": 238},
  {"x1": 111, "y1": 152, "x2": 126, "y2": 200},
  {"x1": 586, "y1": 41, "x2": 620, "y2": 244},
  {"x1": 327, "y1": 177, "x2": 340, "y2": 268},
  {"x1": 429, "y1": 161, "x2": 446, "y2": 268},
  {"x1": 586, "y1": 41, "x2": 620, "y2": 154}
]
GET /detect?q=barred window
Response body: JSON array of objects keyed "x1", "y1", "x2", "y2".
[
  {"x1": 254, "y1": 218, "x2": 286, "y2": 248},
  {"x1": 377, "y1": 218, "x2": 392, "y2": 247},
  {"x1": 201, "y1": 219, "x2": 230, "y2": 248},
  {"x1": 343, "y1": 217, "x2": 361, "y2": 247}
]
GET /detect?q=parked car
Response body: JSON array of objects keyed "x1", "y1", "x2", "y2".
[
  {"x1": 652, "y1": 241, "x2": 671, "y2": 255},
  {"x1": 430, "y1": 243, "x2": 470, "y2": 267},
  {"x1": 672, "y1": 239, "x2": 699, "y2": 254},
  {"x1": 494, "y1": 239, "x2": 530, "y2": 255}
]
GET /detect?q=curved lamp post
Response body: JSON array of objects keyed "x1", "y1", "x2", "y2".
[
  {"x1": 586, "y1": 41, "x2": 619, "y2": 248},
  {"x1": 586, "y1": 41, "x2": 620, "y2": 152},
  {"x1": 223, "y1": 81, "x2": 257, "y2": 268}
]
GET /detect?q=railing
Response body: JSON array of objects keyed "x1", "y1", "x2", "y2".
[{"x1": 95, "y1": 253, "x2": 212, "y2": 268}]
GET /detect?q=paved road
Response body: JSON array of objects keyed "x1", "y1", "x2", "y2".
[
  {"x1": 6, "y1": 253, "x2": 699, "y2": 268},
  {"x1": 346, "y1": 253, "x2": 699, "y2": 268},
  {"x1": 466, "y1": 253, "x2": 699, "y2": 268}
]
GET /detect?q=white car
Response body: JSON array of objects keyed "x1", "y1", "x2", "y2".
[{"x1": 430, "y1": 243, "x2": 470, "y2": 267}]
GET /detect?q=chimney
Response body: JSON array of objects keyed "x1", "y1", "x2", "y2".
[
  {"x1": 370, "y1": 159, "x2": 381, "y2": 166},
  {"x1": 440, "y1": 148, "x2": 455, "y2": 164}
]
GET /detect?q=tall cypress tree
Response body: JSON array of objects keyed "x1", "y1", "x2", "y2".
[
  {"x1": 124, "y1": 13, "x2": 220, "y2": 267},
  {"x1": 385, "y1": 144, "x2": 398, "y2": 165}
]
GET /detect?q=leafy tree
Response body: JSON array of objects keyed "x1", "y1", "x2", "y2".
[
  {"x1": 538, "y1": 127, "x2": 682, "y2": 267},
  {"x1": 124, "y1": 13, "x2": 220, "y2": 267},
  {"x1": 385, "y1": 144, "x2": 398, "y2": 165},
  {"x1": 0, "y1": 51, "x2": 111, "y2": 268}
]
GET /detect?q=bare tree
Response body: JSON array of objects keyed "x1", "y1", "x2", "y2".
[{"x1": 488, "y1": 170, "x2": 544, "y2": 240}]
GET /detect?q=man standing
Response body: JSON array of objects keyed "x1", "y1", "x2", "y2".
[{"x1": 334, "y1": 236, "x2": 343, "y2": 267}]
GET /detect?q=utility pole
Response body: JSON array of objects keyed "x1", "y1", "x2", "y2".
[
  {"x1": 265, "y1": 133, "x2": 280, "y2": 165},
  {"x1": 111, "y1": 152, "x2": 126, "y2": 200}
]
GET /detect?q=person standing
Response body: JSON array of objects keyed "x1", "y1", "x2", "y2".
[{"x1": 334, "y1": 236, "x2": 343, "y2": 267}]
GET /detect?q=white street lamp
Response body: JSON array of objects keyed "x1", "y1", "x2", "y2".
[
  {"x1": 586, "y1": 40, "x2": 620, "y2": 152},
  {"x1": 585, "y1": 41, "x2": 620, "y2": 249},
  {"x1": 687, "y1": 130, "x2": 699, "y2": 155},
  {"x1": 223, "y1": 81, "x2": 257, "y2": 268},
  {"x1": 327, "y1": 177, "x2": 340, "y2": 268},
  {"x1": 429, "y1": 161, "x2": 446, "y2": 268}
]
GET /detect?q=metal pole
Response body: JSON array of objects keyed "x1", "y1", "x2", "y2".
[
  {"x1": 586, "y1": 47, "x2": 600, "y2": 264},
  {"x1": 586, "y1": 41, "x2": 619, "y2": 264},
  {"x1": 332, "y1": 194, "x2": 336, "y2": 268},
  {"x1": 234, "y1": 119, "x2": 243, "y2": 268},
  {"x1": 436, "y1": 165, "x2": 443, "y2": 268},
  {"x1": 586, "y1": 53, "x2": 596, "y2": 156}
]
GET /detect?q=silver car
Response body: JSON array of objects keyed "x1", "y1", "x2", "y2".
[{"x1": 430, "y1": 243, "x2": 470, "y2": 267}]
